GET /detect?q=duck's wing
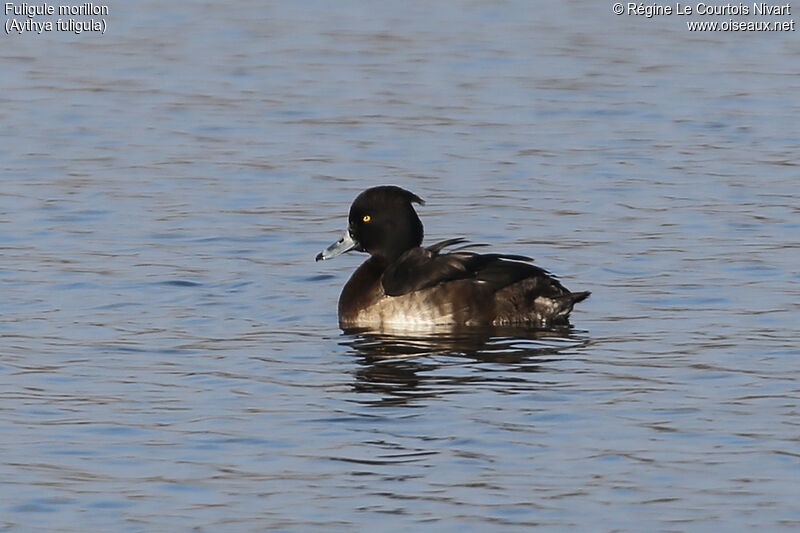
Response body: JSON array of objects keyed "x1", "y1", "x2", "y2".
[{"x1": 381, "y1": 239, "x2": 550, "y2": 297}]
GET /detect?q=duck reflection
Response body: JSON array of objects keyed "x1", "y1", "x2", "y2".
[{"x1": 340, "y1": 325, "x2": 589, "y2": 406}]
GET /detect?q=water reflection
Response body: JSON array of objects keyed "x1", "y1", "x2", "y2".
[{"x1": 341, "y1": 327, "x2": 589, "y2": 405}]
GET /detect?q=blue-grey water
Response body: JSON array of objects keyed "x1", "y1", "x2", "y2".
[{"x1": 2, "y1": 1, "x2": 799, "y2": 531}]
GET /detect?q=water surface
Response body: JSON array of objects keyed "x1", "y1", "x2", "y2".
[{"x1": 1, "y1": 1, "x2": 799, "y2": 531}]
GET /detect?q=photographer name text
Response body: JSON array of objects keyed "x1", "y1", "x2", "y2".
[{"x1": 619, "y1": 2, "x2": 789, "y2": 16}]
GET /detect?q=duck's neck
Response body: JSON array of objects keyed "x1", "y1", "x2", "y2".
[{"x1": 338, "y1": 256, "x2": 388, "y2": 322}]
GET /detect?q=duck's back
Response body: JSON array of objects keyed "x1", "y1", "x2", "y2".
[{"x1": 338, "y1": 240, "x2": 589, "y2": 329}]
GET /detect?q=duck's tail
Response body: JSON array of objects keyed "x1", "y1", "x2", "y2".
[
  {"x1": 568, "y1": 290, "x2": 591, "y2": 304},
  {"x1": 553, "y1": 290, "x2": 591, "y2": 318}
]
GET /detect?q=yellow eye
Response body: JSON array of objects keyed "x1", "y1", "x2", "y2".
[{"x1": 362, "y1": 215, "x2": 371, "y2": 223}]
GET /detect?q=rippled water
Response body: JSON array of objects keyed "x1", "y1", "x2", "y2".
[{"x1": 2, "y1": 1, "x2": 799, "y2": 531}]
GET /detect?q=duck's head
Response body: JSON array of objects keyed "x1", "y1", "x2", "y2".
[{"x1": 316, "y1": 185, "x2": 425, "y2": 263}]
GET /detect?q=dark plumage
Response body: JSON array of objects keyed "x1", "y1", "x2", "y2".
[{"x1": 316, "y1": 185, "x2": 589, "y2": 329}]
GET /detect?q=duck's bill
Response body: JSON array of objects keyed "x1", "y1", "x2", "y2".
[{"x1": 316, "y1": 230, "x2": 358, "y2": 261}]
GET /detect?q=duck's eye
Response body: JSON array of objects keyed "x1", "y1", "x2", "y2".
[{"x1": 362, "y1": 215, "x2": 371, "y2": 223}]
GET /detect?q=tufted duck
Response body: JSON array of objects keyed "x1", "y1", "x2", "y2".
[{"x1": 316, "y1": 186, "x2": 589, "y2": 329}]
